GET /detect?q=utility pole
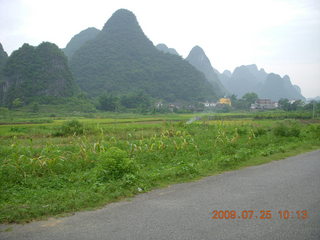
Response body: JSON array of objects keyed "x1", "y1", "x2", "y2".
[{"x1": 312, "y1": 101, "x2": 316, "y2": 119}]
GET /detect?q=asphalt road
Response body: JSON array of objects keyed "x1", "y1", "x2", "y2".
[{"x1": 1, "y1": 150, "x2": 319, "y2": 240}]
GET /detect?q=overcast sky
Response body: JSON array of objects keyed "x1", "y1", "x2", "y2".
[{"x1": 0, "y1": 0, "x2": 319, "y2": 98}]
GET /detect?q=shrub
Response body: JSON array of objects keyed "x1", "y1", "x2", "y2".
[
  {"x1": 95, "y1": 147, "x2": 137, "y2": 181},
  {"x1": 173, "y1": 160, "x2": 199, "y2": 177},
  {"x1": 253, "y1": 127, "x2": 268, "y2": 136},
  {"x1": 9, "y1": 127, "x2": 26, "y2": 133},
  {"x1": 273, "y1": 122, "x2": 301, "y2": 137},
  {"x1": 307, "y1": 124, "x2": 320, "y2": 139},
  {"x1": 236, "y1": 127, "x2": 248, "y2": 136},
  {"x1": 53, "y1": 120, "x2": 84, "y2": 136}
]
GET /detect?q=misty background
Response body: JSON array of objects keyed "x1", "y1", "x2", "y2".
[{"x1": 0, "y1": 0, "x2": 319, "y2": 98}]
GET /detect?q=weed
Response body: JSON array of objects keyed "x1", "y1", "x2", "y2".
[
  {"x1": 273, "y1": 121, "x2": 301, "y2": 137},
  {"x1": 94, "y1": 147, "x2": 137, "y2": 181},
  {"x1": 53, "y1": 120, "x2": 85, "y2": 136},
  {"x1": 0, "y1": 116, "x2": 319, "y2": 223}
]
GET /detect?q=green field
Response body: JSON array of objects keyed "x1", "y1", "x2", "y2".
[{"x1": 0, "y1": 112, "x2": 319, "y2": 223}]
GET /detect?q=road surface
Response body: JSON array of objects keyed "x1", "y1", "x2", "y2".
[{"x1": 1, "y1": 150, "x2": 320, "y2": 240}]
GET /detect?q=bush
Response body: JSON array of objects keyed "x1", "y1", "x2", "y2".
[
  {"x1": 174, "y1": 161, "x2": 198, "y2": 177},
  {"x1": 307, "y1": 124, "x2": 320, "y2": 139},
  {"x1": 53, "y1": 120, "x2": 84, "y2": 136},
  {"x1": 273, "y1": 121, "x2": 301, "y2": 137},
  {"x1": 94, "y1": 147, "x2": 137, "y2": 181},
  {"x1": 236, "y1": 127, "x2": 248, "y2": 136},
  {"x1": 253, "y1": 127, "x2": 268, "y2": 136}
]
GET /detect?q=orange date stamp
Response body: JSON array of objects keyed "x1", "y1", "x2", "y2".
[{"x1": 210, "y1": 210, "x2": 308, "y2": 220}]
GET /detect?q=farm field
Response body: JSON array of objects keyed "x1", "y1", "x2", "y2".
[{"x1": 0, "y1": 112, "x2": 320, "y2": 223}]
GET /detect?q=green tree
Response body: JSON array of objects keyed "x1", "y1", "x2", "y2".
[
  {"x1": 98, "y1": 94, "x2": 118, "y2": 111},
  {"x1": 230, "y1": 94, "x2": 238, "y2": 106},
  {"x1": 12, "y1": 98, "x2": 23, "y2": 108},
  {"x1": 291, "y1": 100, "x2": 303, "y2": 111},
  {"x1": 31, "y1": 102, "x2": 39, "y2": 113},
  {"x1": 304, "y1": 101, "x2": 319, "y2": 111},
  {"x1": 242, "y1": 92, "x2": 258, "y2": 105},
  {"x1": 120, "y1": 92, "x2": 151, "y2": 109},
  {"x1": 229, "y1": 93, "x2": 258, "y2": 110},
  {"x1": 235, "y1": 99, "x2": 248, "y2": 109},
  {"x1": 278, "y1": 98, "x2": 291, "y2": 111}
]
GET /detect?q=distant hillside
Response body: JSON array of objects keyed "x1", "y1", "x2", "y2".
[
  {"x1": 0, "y1": 43, "x2": 8, "y2": 82},
  {"x1": 70, "y1": 9, "x2": 217, "y2": 102},
  {"x1": 0, "y1": 43, "x2": 8, "y2": 104},
  {"x1": 221, "y1": 65, "x2": 265, "y2": 97},
  {"x1": 0, "y1": 43, "x2": 7, "y2": 73},
  {"x1": 259, "y1": 74, "x2": 305, "y2": 101},
  {"x1": 63, "y1": 27, "x2": 100, "y2": 59},
  {"x1": 219, "y1": 64, "x2": 305, "y2": 101},
  {"x1": 307, "y1": 96, "x2": 320, "y2": 102},
  {"x1": 156, "y1": 43, "x2": 179, "y2": 55},
  {"x1": 222, "y1": 70, "x2": 232, "y2": 78},
  {"x1": 186, "y1": 46, "x2": 227, "y2": 96},
  {"x1": 2, "y1": 42, "x2": 76, "y2": 106}
]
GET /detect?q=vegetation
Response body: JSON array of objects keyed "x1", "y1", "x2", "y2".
[
  {"x1": 186, "y1": 46, "x2": 227, "y2": 96},
  {"x1": 0, "y1": 112, "x2": 319, "y2": 223},
  {"x1": 70, "y1": 9, "x2": 218, "y2": 102},
  {"x1": 63, "y1": 27, "x2": 100, "y2": 59},
  {"x1": 0, "y1": 8, "x2": 318, "y2": 225},
  {"x1": 97, "y1": 92, "x2": 152, "y2": 112},
  {"x1": 0, "y1": 43, "x2": 8, "y2": 104},
  {"x1": 2, "y1": 42, "x2": 76, "y2": 107},
  {"x1": 278, "y1": 98, "x2": 304, "y2": 111},
  {"x1": 0, "y1": 43, "x2": 8, "y2": 81},
  {"x1": 97, "y1": 94, "x2": 118, "y2": 112},
  {"x1": 230, "y1": 92, "x2": 258, "y2": 110}
]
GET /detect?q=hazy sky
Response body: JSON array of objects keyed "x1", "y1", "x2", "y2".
[{"x1": 1, "y1": 0, "x2": 319, "y2": 98}]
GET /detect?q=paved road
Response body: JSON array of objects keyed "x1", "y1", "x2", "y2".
[{"x1": 1, "y1": 150, "x2": 319, "y2": 240}]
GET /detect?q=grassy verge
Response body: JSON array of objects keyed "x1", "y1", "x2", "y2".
[{"x1": 0, "y1": 117, "x2": 319, "y2": 223}]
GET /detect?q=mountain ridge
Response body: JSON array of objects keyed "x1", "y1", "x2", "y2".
[
  {"x1": 0, "y1": 43, "x2": 8, "y2": 104},
  {"x1": 186, "y1": 46, "x2": 228, "y2": 96},
  {"x1": 70, "y1": 9, "x2": 219, "y2": 102},
  {"x1": 63, "y1": 27, "x2": 100, "y2": 59},
  {"x1": 219, "y1": 64, "x2": 305, "y2": 101},
  {"x1": 156, "y1": 44, "x2": 179, "y2": 55},
  {"x1": 1, "y1": 42, "x2": 76, "y2": 106}
]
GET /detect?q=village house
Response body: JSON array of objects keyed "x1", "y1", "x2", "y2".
[
  {"x1": 218, "y1": 98, "x2": 232, "y2": 106},
  {"x1": 202, "y1": 101, "x2": 217, "y2": 108},
  {"x1": 251, "y1": 99, "x2": 278, "y2": 110},
  {"x1": 155, "y1": 101, "x2": 163, "y2": 108}
]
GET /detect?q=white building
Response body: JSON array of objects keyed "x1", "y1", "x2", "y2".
[
  {"x1": 202, "y1": 101, "x2": 217, "y2": 108},
  {"x1": 251, "y1": 99, "x2": 278, "y2": 110}
]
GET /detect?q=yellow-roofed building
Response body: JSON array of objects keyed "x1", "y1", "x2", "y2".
[{"x1": 218, "y1": 98, "x2": 231, "y2": 106}]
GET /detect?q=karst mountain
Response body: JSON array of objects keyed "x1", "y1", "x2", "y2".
[{"x1": 69, "y1": 9, "x2": 220, "y2": 102}]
